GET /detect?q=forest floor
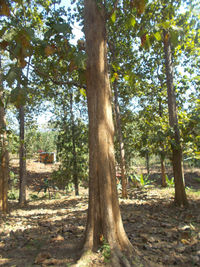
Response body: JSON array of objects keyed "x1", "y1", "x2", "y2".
[{"x1": 0, "y1": 159, "x2": 200, "y2": 267}]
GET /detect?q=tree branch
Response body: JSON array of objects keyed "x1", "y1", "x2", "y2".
[
  {"x1": 33, "y1": 65, "x2": 86, "y2": 89},
  {"x1": 5, "y1": 48, "x2": 86, "y2": 90}
]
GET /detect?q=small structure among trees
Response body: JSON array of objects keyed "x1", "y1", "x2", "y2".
[{"x1": 38, "y1": 152, "x2": 56, "y2": 164}]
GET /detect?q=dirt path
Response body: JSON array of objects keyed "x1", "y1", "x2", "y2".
[{"x1": 0, "y1": 160, "x2": 200, "y2": 266}]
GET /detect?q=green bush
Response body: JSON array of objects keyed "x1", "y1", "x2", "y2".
[
  {"x1": 130, "y1": 173, "x2": 151, "y2": 187},
  {"x1": 165, "y1": 175, "x2": 174, "y2": 187},
  {"x1": 8, "y1": 188, "x2": 19, "y2": 200}
]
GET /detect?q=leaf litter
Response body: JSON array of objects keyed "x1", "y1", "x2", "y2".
[{"x1": 0, "y1": 159, "x2": 200, "y2": 266}]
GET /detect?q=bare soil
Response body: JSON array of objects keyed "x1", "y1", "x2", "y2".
[{"x1": 0, "y1": 159, "x2": 200, "y2": 266}]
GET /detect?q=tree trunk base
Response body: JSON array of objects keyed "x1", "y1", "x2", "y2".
[
  {"x1": 73, "y1": 247, "x2": 143, "y2": 267},
  {"x1": 19, "y1": 201, "x2": 27, "y2": 208},
  {"x1": 174, "y1": 198, "x2": 189, "y2": 207}
]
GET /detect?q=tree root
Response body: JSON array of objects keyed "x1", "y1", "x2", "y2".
[
  {"x1": 111, "y1": 248, "x2": 143, "y2": 267},
  {"x1": 72, "y1": 247, "x2": 144, "y2": 267},
  {"x1": 71, "y1": 250, "x2": 95, "y2": 267}
]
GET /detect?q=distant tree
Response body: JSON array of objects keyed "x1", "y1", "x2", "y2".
[
  {"x1": 54, "y1": 88, "x2": 88, "y2": 195},
  {"x1": 0, "y1": 56, "x2": 9, "y2": 213}
]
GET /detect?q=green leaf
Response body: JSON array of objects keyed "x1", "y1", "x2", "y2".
[
  {"x1": 154, "y1": 32, "x2": 162, "y2": 41},
  {"x1": 53, "y1": 23, "x2": 71, "y2": 34},
  {"x1": 194, "y1": 76, "x2": 200, "y2": 81},
  {"x1": 111, "y1": 76, "x2": 115, "y2": 83},
  {"x1": 130, "y1": 17, "x2": 136, "y2": 27},
  {"x1": 170, "y1": 31, "x2": 179, "y2": 47},
  {"x1": 80, "y1": 88, "x2": 86, "y2": 97},
  {"x1": 111, "y1": 11, "x2": 116, "y2": 23},
  {"x1": 124, "y1": 75, "x2": 129, "y2": 81},
  {"x1": 160, "y1": 21, "x2": 170, "y2": 30}
]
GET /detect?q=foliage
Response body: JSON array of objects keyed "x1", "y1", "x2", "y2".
[
  {"x1": 165, "y1": 175, "x2": 174, "y2": 187},
  {"x1": 8, "y1": 188, "x2": 19, "y2": 200},
  {"x1": 8, "y1": 171, "x2": 18, "y2": 200},
  {"x1": 194, "y1": 177, "x2": 200, "y2": 183},
  {"x1": 53, "y1": 117, "x2": 88, "y2": 191},
  {"x1": 51, "y1": 168, "x2": 70, "y2": 190},
  {"x1": 0, "y1": 0, "x2": 199, "y2": 209},
  {"x1": 130, "y1": 173, "x2": 151, "y2": 187},
  {"x1": 25, "y1": 125, "x2": 57, "y2": 158},
  {"x1": 99, "y1": 238, "x2": 111, "y2": 263}
]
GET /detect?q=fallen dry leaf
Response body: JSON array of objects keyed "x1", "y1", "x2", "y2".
[
  {"x1": 35, "y1": 252, "x2": 51, "y2": 264},
  {"x1": 50, "y1": 234, "x2": 64, "y2": 242},
  {"x1": 42, "y1": 258, "x2": 62, "y2": 265}
]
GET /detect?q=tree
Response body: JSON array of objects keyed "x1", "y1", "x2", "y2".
[
  {"x1": 0, "y1": 55, "x2": 9, "y2": 213},
  {"x1": 113, "y1": 80, "x2": 127, "y2": 198},
  {"x1": 18, "y1": 103, "x2": 26, "y2": 204},
  {"x1": 81, "y1": 0, "x2": 134, "y2": 265},
  {"x1": 163, "y1": 29, "x2": 188, "y2": 206},
  {"x1": 133, "y1": 0, "x2": 191, "y2": 204},
  {"x1": 70, "y1": 92, "x2": 79, "y2": 195}
]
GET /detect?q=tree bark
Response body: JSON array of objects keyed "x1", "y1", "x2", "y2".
[
  {"x1": 163, "y1": 30, "x2": 188, "y2": 206},
  {"x1": 70, "y1": 92, "x2": 79, "y2": 196},
  {"x1": 0, "y1": 56, "x2": 9, "y2": 213},
  {"x1": 113, "y1": 81, "x2": 127, "y2": 198},
  {"x1": 161, "y1": 155, "x2": 167, "y2": 187},
  {"x1": 83, "y1": 0, "x2": 133, "y2": 263},
  {"x1": 145, "y1": 151, "x2": 150, "y2": 176},
  {"x1": 19, "y1": 105, "x2": 26, "y2": 205},
  {"x1": 158, "y1": 89, "x2": 167, "y2": 187}
]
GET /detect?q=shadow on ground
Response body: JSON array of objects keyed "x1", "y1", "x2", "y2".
[{"x1": 1, "y1": 160, "x2": 200, "y2": 266}]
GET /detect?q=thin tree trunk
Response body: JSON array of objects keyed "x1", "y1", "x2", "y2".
[
  {"x1": 158, "y1": 89, "x2": 167, "y2": 187},
  {"x1": 161, "y1": 156, "x2": 167, "y2": 187},
  {"x1": 163, "y1": 30, "x2": 188, "y2": 206},
  {"x1": 19, "y1": 105, "x2": 26, "y2": 204},
  {"x1": 18, "y1": 59, "x2": 31, "y2": 205},
  {"x1": 113, "y1": 81, "x2": 127, "y2": 198},
  {"x1": 70, "y1": 92, "x2": 79, "y2": 196},
  {"x1": 0, "y1": 56, "x2": 9, "y2": 213},
  {"x1": 82, "y1": 0, "x2": 133, "y2": 264},
  {"x1": 145, "y1": 151, "x2": 150, "y2": 176}
]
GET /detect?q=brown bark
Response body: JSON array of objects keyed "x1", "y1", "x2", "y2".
[
  {"x1": 158, "y1": 93, "x2": 167, "y2": 187},
  {"x1": 0, "y1": 56, "x2": 9, "y2": 213},
  {"x1": 163, "y1": 30, "x2": 188, "y2": 206},
  {"x1": 19, "y1": 105, "x2": 26, "y2": 205},
  {"x1": 83, "y1": 0, "x2": 133, "y2": 263},
  {"x1": 113, "y1": 81, "x2": 127, "y2": 198},
  {"x1": 161, "y1": 156, "x2": 167, "y2": 187},
  {"x1": 145, "y1": 151, "x2": 150, "y2": 176},
  {"x1": 70, "y1": 92, "x2": 79, "y2": 196}
]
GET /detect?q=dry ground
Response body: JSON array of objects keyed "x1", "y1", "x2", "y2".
[{"x1": 0, "y1": 159, "x2": 200, "y2": 266}]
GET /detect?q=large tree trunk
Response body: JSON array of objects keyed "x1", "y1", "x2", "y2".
[
  {"x1": 19, "y1": 105, "x2": 26, "y2": 205},
  {"x1": 113, "y1": 81, "x2": 127, "y2": 198},
  {"x1": 163, "y1": 30, "x2": 188, "y2": 206},
  {"x1": 82, "y1": 0, "x2": 133, "y2": 265},
  {"x1": 70, "y1": 92, "x2": 79, "y2": 196},
  {"x1": 0, "y1": 56, "x2": 9, "y2": 213}
]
